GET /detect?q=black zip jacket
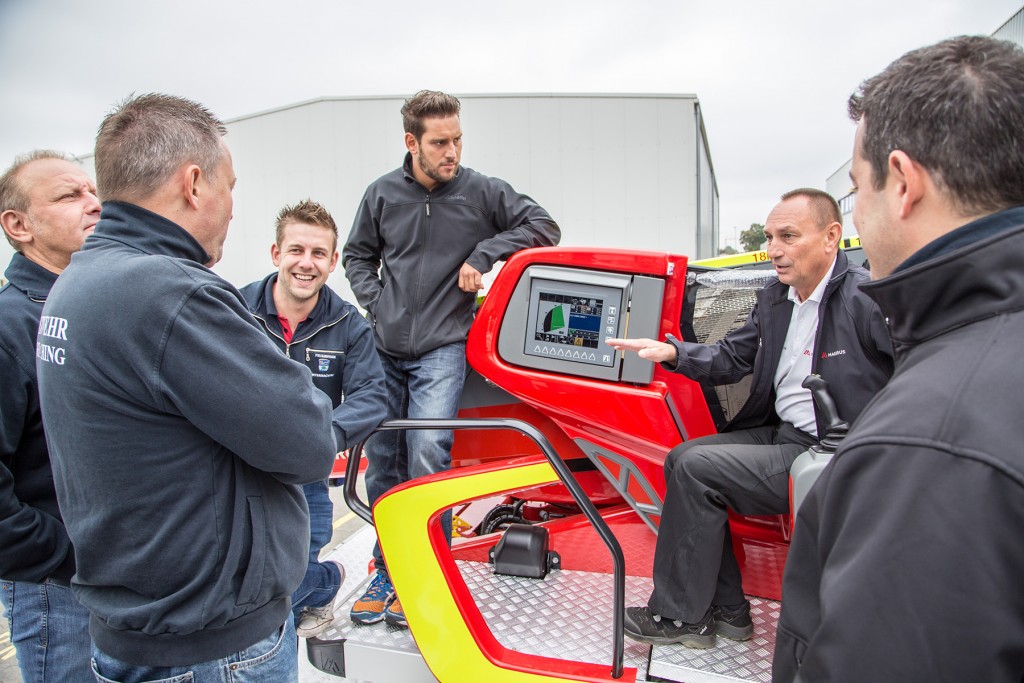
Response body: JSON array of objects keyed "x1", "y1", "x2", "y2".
[
  {"x1": 240, "y1": 274, "x2": 387, "y2": 450},
  {"x1": 343, "y1": 153, "x2": 560, "y2": 359},
  {"x1": 36, "y1": 201, "x2": 337, "y2": 667},
  {"x1": 774, "y1": 207, "x2": 1024, "y2": 683},
  {"x1": 0, "y1": 253, "x2": 75, "y2": 583},
  {"x1": 665, "y1": 250, "x2": 893, "y2": 437}
]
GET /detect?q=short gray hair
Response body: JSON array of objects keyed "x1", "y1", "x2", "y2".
[
  {"x1": 0, "y1": 149, "x2": 69, "y2": 250},
  {"x1": 94, "y1": 93, "x2": 227, "y2": 202}
]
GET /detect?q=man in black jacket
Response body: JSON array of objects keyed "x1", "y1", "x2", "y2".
[
  {"x1": 609, "y1": 188, "x2": 893, "y2": 648},
  {"x1": 342, "y1": 90, "x2": 560, "y2": 627},
  {"x1": 36, "y1": 94, "x2": 337, "y2": 681},
  {"x1": 0, "y1": 150, "x2": 100, "y2": 682},
  {"x1": 241, "y1": 199, "x2": 387, "y2": 638},
  {"x1": 774, "y1": 36, "x2": 1024, "y2": 683}
]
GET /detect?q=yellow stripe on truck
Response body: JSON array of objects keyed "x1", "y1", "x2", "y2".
[
  {"x1": 694, "y1": 236, "x2": 861, "y2": 268},
  {"x1": 374, "y1": 457, "x2": 636, "y2": 682}
]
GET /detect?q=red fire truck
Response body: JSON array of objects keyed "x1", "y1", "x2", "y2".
[{"x1": 308, "y1": 245, "x2": 838, "y2": 682}]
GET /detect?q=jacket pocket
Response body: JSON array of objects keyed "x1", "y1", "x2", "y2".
[
  {"x1": 772, "y1": 624, "x2": 808, "y2": 682},
  {"x1": 305, "y1": 348, "x2": 346, "y2": 406},
  {"x1": 236, "y1": 496, "x2": 267, "y2": 606}
]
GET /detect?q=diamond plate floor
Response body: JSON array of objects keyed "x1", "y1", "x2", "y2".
[
  {"x1": 649, "y1": 598, "x2": 778, "y2": 683},
  {"x1": 461, "y1": 561, "x2": 653, "y2": 681},
  {"x1": 318, "y1": 527, "x2": 779, "y2": 682}
]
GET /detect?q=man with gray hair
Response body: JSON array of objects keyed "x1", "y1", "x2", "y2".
[
  {"x1": 36, "y1": 94, "x2": 337, "y2": 681},
  {"x1": 0, "y1": 150, "x2": 100, "y2": 682},
  {"x1": 775, "y1": 36, "x2": 1024, "y2": 682}
]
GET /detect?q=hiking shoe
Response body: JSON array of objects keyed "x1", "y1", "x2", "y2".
[
  {"x1": 383, "y1": 597, "x2": 407, "y2": 628},
  {"x1": 713, "y1": 602, "x2": 754, "y2": 641},
  {"x1": 350, "y1": 570, "x2": 395, "y2": 625},
  {"x1": 623, "y1": 606, "x2": 716, "y2": 648},
  {"x1": 296, "y1": 561, "x2": 346, "y2": 638}
]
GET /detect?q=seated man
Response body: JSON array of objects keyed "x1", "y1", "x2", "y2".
[
  {"x1": 241, "y1": 199, "x2": 387, "y2": 638},
  {"x1": 608, "y1": 188, "x2": 893, "y2": 648}
]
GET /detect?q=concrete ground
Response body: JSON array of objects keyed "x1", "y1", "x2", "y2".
[{"x1": 0, "y1": 483, "x2": 370, "y2": 683}]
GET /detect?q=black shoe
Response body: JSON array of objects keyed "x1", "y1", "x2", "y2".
[
  {"x1": 712, "y1": 602, "x2": 753, "y2": 641},
  {"x1": 623, "y1": 606, "x2": 716, "y2": 647}
]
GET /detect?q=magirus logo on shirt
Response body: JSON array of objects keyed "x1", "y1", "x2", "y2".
[{"x1": 820, "y1": 349, "x2": 847, "y2": 359}]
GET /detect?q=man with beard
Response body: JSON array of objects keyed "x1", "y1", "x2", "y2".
[{"x1": 343, "y1": 90, "x2": 560, "y2": 628}]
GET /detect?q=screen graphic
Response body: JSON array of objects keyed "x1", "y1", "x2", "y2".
[{"x1": 535, "y1": 293, "x2": 603, "y2": 349}]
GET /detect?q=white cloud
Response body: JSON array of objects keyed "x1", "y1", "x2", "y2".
[{"x1": 1, "y1": 0, "x2": 1020, "y2": 246}]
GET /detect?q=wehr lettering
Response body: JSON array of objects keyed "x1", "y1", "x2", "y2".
[{"x1": 37, "y1": 315, "x2": 69, "y2": 340}]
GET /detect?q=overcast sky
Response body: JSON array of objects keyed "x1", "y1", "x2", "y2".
[{"x1": 1, "y1": 0, "x2": 1020, "y2": 251}]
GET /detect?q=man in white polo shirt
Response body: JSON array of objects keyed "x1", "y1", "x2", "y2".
[{"x1": 608, "y1": 188, "x2": 893, "y2": 649}]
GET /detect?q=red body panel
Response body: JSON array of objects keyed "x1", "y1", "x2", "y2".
[{"x1": 465, "y1": 247, "x2": 790, "y2": 600}]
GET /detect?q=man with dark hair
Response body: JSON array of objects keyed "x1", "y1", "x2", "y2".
[
  {"x1": 36, "y1": 94, "x2": 337, "y2": 681},
  {"x1": 775, "y1": 36, "x2": 1024, "y2": 682},
  {"x1": 0, "y1": 150, "x2": 99, "y2": 682},
  {"x1": 343, "y1": 89, "x2": 560, "y2": 627},
  {"x1": 240, "y1": 199, "x2": 387, "y2": 638},
  {"x1": 608, "y1": 188, "x2": 893, "y2": 648}
]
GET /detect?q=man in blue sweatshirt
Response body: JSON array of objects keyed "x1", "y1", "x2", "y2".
[
  {"x1": 0, "y1": 150, "x2": 100, "y2": 682},
  {"x1": 241, "y1": 199, "x2": 387, "y2": 638},
  {"x1": 35, "y1": 94, "x2": 337, "y2": 682}
]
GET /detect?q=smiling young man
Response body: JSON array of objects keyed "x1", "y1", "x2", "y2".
[
  {"x1": 607, "y1": 188, "x2": 893, "y2": 649},
  {"x1": 241, "y1": 200, "x2": 387, "y2": 638},
  {"x1": 342, "y1": 90, "x2": 560, "y2": 627},
  {"x1": 0, "y1": 150, "x2": 100, "y2": 683}
]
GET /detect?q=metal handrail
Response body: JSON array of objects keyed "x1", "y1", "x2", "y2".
[{"x1": 343, "y1": 417, "x2": 626, "y2": 679}]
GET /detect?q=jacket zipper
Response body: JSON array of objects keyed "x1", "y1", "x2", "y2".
[
  {"x1": 410, "y1": 193, "x2": 432, "y2": 356},
  {"x1": 251, "y1": 310, "x2": 350, "y2": 359},
  {"x1": 305, "y1": 346, "x2": 345, "y2": 362}
]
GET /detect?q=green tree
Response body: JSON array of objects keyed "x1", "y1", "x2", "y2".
[
  {"x1": 718, "y1": 245, "x2": 738, "y2": 255},
  {"x1": 739, "y1": 223, "x2": 766, "y2": 252}
]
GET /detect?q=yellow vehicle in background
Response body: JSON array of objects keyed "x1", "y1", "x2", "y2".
[{"x1": 694, "y1": 236, "x2": 863, "y2": 269}]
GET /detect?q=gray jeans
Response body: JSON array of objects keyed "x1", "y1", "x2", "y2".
[{"x1": 647, "y1": 423, "x2": 817, "y2": 623}]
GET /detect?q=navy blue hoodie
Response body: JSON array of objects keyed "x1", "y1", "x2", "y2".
[
  {"x1": 0, "y1": 253, "x2": 75, "y2": 583},
  {"x1": 240, "y1": 273, "x2": 387, "y2": 450},
  {"x1": 36, "y1": 201, "x2": 336, "y2": 667}
]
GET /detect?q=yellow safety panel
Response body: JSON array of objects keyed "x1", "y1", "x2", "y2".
[{"x1": 374, "y1": 460, "x2": 633, "y2": 682}]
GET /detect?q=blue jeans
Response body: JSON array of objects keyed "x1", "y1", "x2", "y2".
[
  {"x1": 89, "y1": 620, "x2": 296, "y2": 683},
  {"x1": 0, "y1": 578, "x2": 93, "y2": 683},
  {"x1": 366, "y1": 342, "x2": 467, "y2": 571},
  {"x1": 291, "y1": 479, "x2": 342, "y2": 620}
]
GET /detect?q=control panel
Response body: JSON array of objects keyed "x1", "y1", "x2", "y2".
[{"x1": 497, "y1": 265, "x2": 664, "y2": 383}]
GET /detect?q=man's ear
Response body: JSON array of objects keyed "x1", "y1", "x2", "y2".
[
  {"x1": 404, "y1": 131, "x2": 419, "y2": 154},
  {"x1": 824, "y1": 221, "x2": 842, "y2": 251},
  {"x1": 0, "y1": 209, "x2": 32, "y2": 245},
  {"x1": 888, "y1": 150, "x2": 926, "y2": 220},
  {"x1": 183, "y1": 164, "x2": 203, "y2": 210},
  {"x1": 270, "y1": 242, "x2": 282, "y2": 267}
]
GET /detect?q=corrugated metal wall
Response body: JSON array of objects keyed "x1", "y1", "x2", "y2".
[
  {"x1": 215, "y1": 93, "x2": 717, "y2": 304},
  {"x1": 37, "y1": 94, "x2": 717, "y2": 302},
  {"x1": 993, "y1": 6, "x2": 1024, "y2": 46}
]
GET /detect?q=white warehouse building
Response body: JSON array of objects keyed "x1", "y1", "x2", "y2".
[{"x1": 19, "y1": 93, "x2": 718, "y2": 302}]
